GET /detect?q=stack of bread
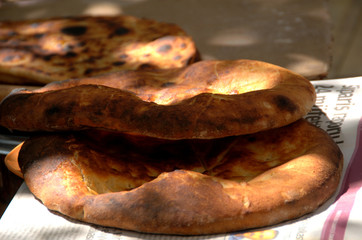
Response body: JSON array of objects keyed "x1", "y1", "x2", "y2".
[{"x1": 0, "y1": 15, "x2": 342, "y2": 235}]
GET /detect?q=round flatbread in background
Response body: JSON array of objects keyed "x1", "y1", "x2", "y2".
[{"x1": 0, "y1": 15, "x2": 199, "y2": 85}]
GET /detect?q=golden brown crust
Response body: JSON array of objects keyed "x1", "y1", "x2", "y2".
[
  {"x1": 18, "y1": 119, "x2": 343, "y2": 235},
  {"x1": 4, "y1": 141, "x2": 23, "y2": 178},
  {"x1": 0, "y1": 15, "x2": 199, "y2": 85},
  {"x1": 0, "y1": 59, "x2": 316, "y2": 139}
]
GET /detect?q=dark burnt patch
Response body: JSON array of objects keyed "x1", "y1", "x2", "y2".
[
  {"x1": 247, "y1": 136, "x2": 257, "y2": 143},
  {"x1": 42, "y1": 54, "x2": 56, "y2": 61},
  {"x1": 112, "y1": 61, "x2": 126, "y2": 66},
  {"x1": 119, "y1": 54, "x2": 128, "y2": 59},
  {"x1": 45, "y1": 106, "x2": 61, "y2": 116},
  {"x1": 2, "y1": 55, "x2": 16, "y2": 62},
  {"x1": 77, "y1": 41, "x2": 86, "y2": 47},
  {"x1": 113, "y1": 27, "x2": 130, "y2": 36},
  {"x1": 33, "y1": 33, "x2": 44, "y2": 39},
  {"x1": 8, "y1": 31, "x2": 18, "y2": 37},
  {"x1": 84, "y1": 68, "x2": 94, "y2": 75},
  {"x1": 161, "y1": 82, "x2": 175, "y2": 88},
  {"x1": 85, "y1": 56, "x2": 97, "y2": 63},
  {"x1": 65, "y1": 51, "x2": 77, "y2": 58},
  {"x1": 157, "y1": 44, "x2": 172, "y2": 54},
  {"x1": 138, "y1": 63, "x2": 156, "y2": 70},
  {"x1": 45, "y1": 100, "x2": 77, "y2": 118},
  {"x1": 61, "y1": 26, "x2": 87, "y2": 36},
  {"x1": 173, "y1": 55, "x2": 182, "y2": 60},
  {"x1": 239, "y1": 112, "x2": 262, "y2": 125},
  {"x1": 273, "y1": 95, "x2": 298, "y2": 113},
  {"x1": 180, "y1": 43, "x2": 187, "y2": 49},
  {"x1": 81, "y1": 47, "x2": 89, "y2": 53},
  {"x1": 67, "y1": 67, "x2": 76, "y2": 72}
]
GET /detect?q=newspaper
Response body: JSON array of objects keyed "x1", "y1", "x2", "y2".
[{"x1": 1, "y1": 77, "x2": 362, "y2": 240}]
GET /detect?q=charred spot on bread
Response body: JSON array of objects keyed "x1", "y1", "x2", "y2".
[
  {"x1": 112, "y1": 61, "x2": 126, "y2": 66},
  {"x1": 273, "y1": 95, "x2": 298, "y2": 113},
  {"x1": 84, "y1": 68, "x2": 94, "y2": 75},
  {"x1": 138, "y1": 63, "x2": 156, "y2": 70},
  {"x1": 33, "y1": 33, "x2": 44, "y2": 39},
  {"x1": 42, "y1": 54, "x2": 55, "y2": 61},
  {"x1": 161, "y1": 82, "x2": 176, "y2": 88},
  {"x1": 64, "y1": 52, "x2": 77, "y2": 58},
  {"x1": 157, "y1": 44, "x2": 172, "y2": 54},
  {"x1": 113, "y1": 27, "x2": 131, "y2": 36},
  {"x1": 173, "y1": 55, "x2": 182, "y2": 60},
  {"x1": 45, "y1": 105, "x2": 62, "y2": 116},
  {"x1": 61, "y1": 26, "x2": 87, "y2": 36},
  {"x1": 2, "y1": 55, "x2": 16, "y2": 62}
]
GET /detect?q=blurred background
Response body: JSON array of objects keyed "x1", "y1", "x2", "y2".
[
  {"x1": 0, "y1": 0, "x2": 361, "y2": 79},
  {"x1": 328, "y1": 0, "x2": 361, "y2": 79}
]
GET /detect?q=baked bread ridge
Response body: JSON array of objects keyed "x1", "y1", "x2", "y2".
[
  {"x1": 18, "y1": 119, "x2": 343, "y2": 235},
  {"x1": 0, "y1": 59, "x2": 316, "y2": 139},
  {"x1": 0, "y1": 15, "x2": 199, "y2": 85}
]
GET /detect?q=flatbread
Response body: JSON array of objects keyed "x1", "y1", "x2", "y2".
[
  {"x1": 0, "y1": 59, "x2": 316, "y2": 139},
  {"x1": 0, "y1": 15, "x2": 199, "y2": 85},
  {"x1": 17, "y1": 119, "x2": 343, "y2": 235}
]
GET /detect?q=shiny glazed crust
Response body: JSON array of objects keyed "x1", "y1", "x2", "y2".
[
  {"x1": 0, "y1": 59, "x2": 316, "y2": 139},
  {"x1": 0, "y1": 15, "x2": 199, "y2": 85},
  {"x1": 18, "y1": 119, "x2": 343, "y2": 235}
]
